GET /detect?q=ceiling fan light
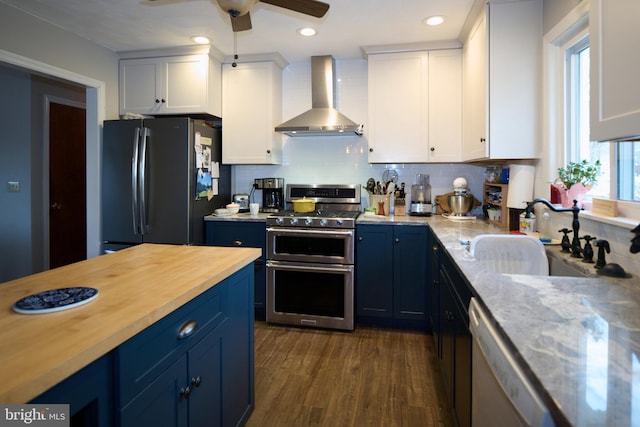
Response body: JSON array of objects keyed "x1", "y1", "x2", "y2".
[
  {"x1": 190, "y1": 36, "x2": 211, "y2": 44},
  {"x1": 217, "y1": 0, "x2": 257, "y2": 16},
  {"x1": 424, "y1": 15, "x2": 445, "y2": 26},
  {"x1": 298, "y1": 27, "x2": 317, "y2": 37}
]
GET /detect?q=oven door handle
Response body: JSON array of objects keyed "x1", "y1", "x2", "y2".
[
  {"x1": 266, "y1": 261, "x2": 353, "y2": 273},
  {"x1": 266, "y1": 228, "x2": 354, "y2": 238}
]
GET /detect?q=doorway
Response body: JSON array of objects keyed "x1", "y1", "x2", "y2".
[{"x1": 48, "y1": 100, "x2": 87, "y2": 268}]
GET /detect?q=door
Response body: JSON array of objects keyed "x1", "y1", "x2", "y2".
[
  {"x1": 49, "y1": 102, "x2": 86, "y2": 268},
  {"x1": 142, "y1": 118, "x2": 194, "y2": 245},
  {"x1": 102, "y1": 119, "x2": 144, "y2": 245}
]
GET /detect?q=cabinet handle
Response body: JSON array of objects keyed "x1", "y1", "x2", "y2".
[
  {"x1": 179, "y1": 386, "x2": 192, "y2": 400},
  {"x1": 480, "y1": 137, "x2": 486, "y2": 143},
  {"x1": 430, "y1": 147, "x2": 435, "y2": 152},
  {"x1": 191, "y1": 376, "x2": 202, "y2": 388},
  {"x1": 232, "y1": 240, "x2": 243, "y2": 246},
  {"x1": 177, "y1": 319, "x2": 198, "y2": 339}
]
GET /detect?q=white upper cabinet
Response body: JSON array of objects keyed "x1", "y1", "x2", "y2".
[
  {"x1": 461, "y1": 0, "x2": 542, "y2": 161},
  {"x1": 590, "y1": 0, "x2": 640, "y2": 141},
  {"x1": 222, "y1": 58, "x2": 284, "y2": 164},
  {"x1": 428, "y1": 49, "x2": 462, "y2": 163},
  {"x1": 119, "y1": 49, "x2": 222, "y2": 117},
  {"x1": 367, "y1": 49, "x2": 462, "y2": 163}
]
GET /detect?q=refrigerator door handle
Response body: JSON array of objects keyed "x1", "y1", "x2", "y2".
[
  {"x1": 132, "y1": 127, "x2": 141, "y2": 235},
  {"x1": 139, "y1": 127, "x2": 149, "y2": 234}
]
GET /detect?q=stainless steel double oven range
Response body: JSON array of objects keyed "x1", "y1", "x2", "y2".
[{"x1": 266, "y1": 184, "x2": 361, "y2": 331}]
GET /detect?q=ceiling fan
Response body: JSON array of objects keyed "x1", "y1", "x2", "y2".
[{"x1": 147, "y1": 0, "x2": 330, "y2": 32}]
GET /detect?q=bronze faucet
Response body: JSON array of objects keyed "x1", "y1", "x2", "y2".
[{"x1": 525, "y1": 198, "x2": 583, "y2": 258}]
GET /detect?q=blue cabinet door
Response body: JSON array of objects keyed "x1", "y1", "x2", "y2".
[
  {"x1": 119, "y1": 356, "x2": 189, "y2": 427},
  {"x1": 393, "y1": 226, "x2": 428, "y2": 321},
  {"x1": 356, "y1": 225, "x2": 394, "y2": 318}
]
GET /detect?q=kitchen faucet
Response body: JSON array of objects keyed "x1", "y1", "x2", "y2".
[{"x1": 525, "y1": 198, "x2": 583, "y2": 258}]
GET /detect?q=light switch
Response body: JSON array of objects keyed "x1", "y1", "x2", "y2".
[{"x1": 7, "y1": 181, "x2": 20, "y2": 192}]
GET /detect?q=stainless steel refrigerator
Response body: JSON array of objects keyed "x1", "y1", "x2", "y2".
[{"x1": 102, "y1": 117, "x2": 230, "y2": 252}]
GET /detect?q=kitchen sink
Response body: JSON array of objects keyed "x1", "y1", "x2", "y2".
[{"x1": 469, "y1": 234, "x2": 588, "y2": 278}]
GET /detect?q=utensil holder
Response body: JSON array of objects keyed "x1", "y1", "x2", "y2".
[{"x1": 370, "y1": 194, "x2": 390, "y2": 216}]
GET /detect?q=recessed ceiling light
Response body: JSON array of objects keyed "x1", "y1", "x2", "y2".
[
  {"x1": 191, "y1": 36, "x2": 211, "y2": 44},
  {"x1": 423, "y1": 15, "x2": 445, "y2": 26},
  {"x1": 297, "y1": 27, "x2": 317, "y2": 37}
]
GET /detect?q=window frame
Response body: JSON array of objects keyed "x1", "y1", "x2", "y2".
[{"x1": 543, "y1": 1, "x2": 639, "y2": 223}]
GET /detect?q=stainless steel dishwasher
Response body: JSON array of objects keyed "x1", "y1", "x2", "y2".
[{"x1": 468, "y1": 298, "x2": 556, "y2": 427}]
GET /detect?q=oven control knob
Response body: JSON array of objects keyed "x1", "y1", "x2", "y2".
[
  {"x1": 290, "y1": 218, "x2": 298, "y2": 226},
  {"x1": 305, "y1": 218, "x2": 313, "y2": 226},
  {"x1": 336, "y1": 220, "x2": 344, "y2": 226},
  {"x1": 320, "y1": 219, "x2": 328, "y2": 227},
  {"x1": 275, "y1": 217, "x2": 284, "y2": 225}
]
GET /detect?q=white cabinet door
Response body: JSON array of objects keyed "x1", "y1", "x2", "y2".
[
  {"x1": 462, "y1": 8, "x2": 488, "y2": 161},
  {"x1": 222, "y1": 61, "x2": 283, "y2": 164},
  {"x1": 590, "y1": 0, "x2": 640, "y2": 141},
  {"x1": 429, "y1": 50, "x2": 462, "y2": 162},
  {"x1": 119, "y1": 54, "x2": 221, "y2": 117},
  {"x1": 462, "y1": 0, "x2": 541, "y2": 161},
  {"x1": 120, "y1": 58, "x2": 163, "y2": 114},
  {"x1": 367, "y1": 51, "x2": 429, "y2": 163}
]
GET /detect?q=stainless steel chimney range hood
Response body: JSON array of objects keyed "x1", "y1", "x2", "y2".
[{"x1": 275, "y1": 55, "x2": 363, "y2": 137}]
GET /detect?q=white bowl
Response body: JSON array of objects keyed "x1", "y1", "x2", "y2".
[{"x1": 225, "y1": 203, "x2": 240, "y2": 214}]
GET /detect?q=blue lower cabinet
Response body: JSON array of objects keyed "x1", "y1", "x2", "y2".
[
  {"x1": 30, "y1": 353, "x2": 113, "y2": 427},
  {"x1": 205, "y1": 221, "x2": 266, "y2": 319},
  {"x1": 356, "y1": 224, "x2": 429, "y2": 329}
]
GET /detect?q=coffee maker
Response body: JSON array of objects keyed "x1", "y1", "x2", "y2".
[{"x1": 254, "y1": 178, "x2": 284, "y2": 213}]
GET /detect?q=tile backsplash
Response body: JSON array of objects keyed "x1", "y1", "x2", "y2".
[{"x1": 229, "y1": 58, "x2": 485, "y2": 211}]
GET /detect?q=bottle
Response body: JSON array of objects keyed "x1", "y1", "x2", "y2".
[
  {"x1": 519, "y1": 211, "x2": 536, "y2": 233},
  {"x1": 539, "y1": 212, "x2": 551, "y2": 243}
]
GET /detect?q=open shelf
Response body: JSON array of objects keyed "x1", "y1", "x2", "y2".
[{"x1": 483, "y1": 182, "x2": 509, "y2": 228}]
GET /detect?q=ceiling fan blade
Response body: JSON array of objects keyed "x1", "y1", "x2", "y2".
[
  {"x1": 259, "y1": 0, "x2": 329, "y2": 18},
  {"x1": 231, "y1": 11, "x2": 253, "y2": 32}
]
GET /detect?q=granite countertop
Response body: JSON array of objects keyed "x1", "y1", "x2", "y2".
[
  {"x1": 204, "y1": 212, "x2": 270, "y2": 222},
  {"x1": 418, "y1": 215, "x2": 638, "y2": 427}
]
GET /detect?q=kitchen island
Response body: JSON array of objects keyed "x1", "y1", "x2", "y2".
[{"x1": 0, "y1": 244, "x2": 261, "y2": 426}]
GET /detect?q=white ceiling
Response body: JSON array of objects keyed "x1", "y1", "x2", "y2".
[{"x1": 0, "y1": 0, "x2": 474, "y2": 62}]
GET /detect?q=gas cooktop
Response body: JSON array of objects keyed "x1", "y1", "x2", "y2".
[{"x1": 267, "y1": 210, "x2": 360, "y2": 228}]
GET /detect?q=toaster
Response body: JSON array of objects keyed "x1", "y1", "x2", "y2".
[{"x1": 232, "y1": 193, "x2": 250, "y2": 212}]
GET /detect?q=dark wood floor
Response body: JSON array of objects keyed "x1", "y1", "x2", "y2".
[{"x1": 246, "y1": 321, "x2": 454, "y2": 427}]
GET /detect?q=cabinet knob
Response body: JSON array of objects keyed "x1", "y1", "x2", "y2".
[
  {"x1": 432, "y1": 246, "x2": 438, "y2": 254},
  {"x1": 161, "y1": 98, "x2": 166, "y2": 103},
  {"x1": 480, "y1": 137, "x2": 486, "y2": 143},
  {"x1": 179, "y1": 386, "x2": 192, "y2": 400},
  {"x1": 232, "y1": 240, "x2": 243, "y2": 246},
  {"x1": 432, "y1": 279, "x2": 439, "y2": 287},
  {"x1": 191, "y1": 376, "x2": 202, "y2": 388},
  {"x1": 395, "y1": 237, "x2": 400, "y2": 243},
  {"x1": 369, "y1": 148, "x2": 374, "y2": 152},
  {"x1": 358, "y1": 236, "x2": 363, "y2": 242},
  {"x1": 155, "y1": 99, "x2": 160, "y2": 104},
  {"x1": 430, "y1": 147, "x2": 435, "y2": 152}
]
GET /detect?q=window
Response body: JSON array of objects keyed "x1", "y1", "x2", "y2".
[{"x1": 552, "y1": 6, "x2": 640, "y2": 216}]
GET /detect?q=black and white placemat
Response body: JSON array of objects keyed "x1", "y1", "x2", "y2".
[{"x1": 12, "y1": 287, "x2": 99, "y2": 314}]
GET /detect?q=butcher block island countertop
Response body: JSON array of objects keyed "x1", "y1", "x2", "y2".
[{"x1": 0, "y1": 243, "x2": 261, "y2": 404}]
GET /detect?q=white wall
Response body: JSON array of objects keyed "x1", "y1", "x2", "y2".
[{"x1": 232, "y1": 58, "x2": 486, "y2": 210}]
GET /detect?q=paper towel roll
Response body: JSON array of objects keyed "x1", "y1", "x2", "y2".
[{"x1": 506, "y1": 165, "x2": 535, "y2": 209}]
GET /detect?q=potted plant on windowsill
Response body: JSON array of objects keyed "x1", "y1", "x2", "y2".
[{"x1": 553, "y1": 159, "x2": 601, "y2": 208}]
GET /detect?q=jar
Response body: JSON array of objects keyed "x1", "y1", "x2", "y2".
[{"x1": 519, "y1": 212, "x2": 536, "y2": 233}]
